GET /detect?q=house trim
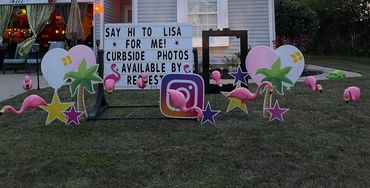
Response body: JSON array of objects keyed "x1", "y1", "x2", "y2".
[
  {"x1": 268, "y1": 0, "x2": 276, "y2": 48},
  {"x1": 132, "y1": 0, "x2": 138, "y2": 23},
  {"x1": 99, "y1": 0, "x2": 104, "y2": 50}
]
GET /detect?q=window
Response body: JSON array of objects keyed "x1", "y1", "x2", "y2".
[
  {"x1": 177, "y1": 0, "x2": 229, "y2": 47},
  {"x1": 188, "y1": 0, "x2": 218, "y2": 36}
]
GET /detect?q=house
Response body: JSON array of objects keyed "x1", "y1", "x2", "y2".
[
  {"x1": 0, "y1": 0, "x2": 275, "y2": 65},
  {"x1": 96, "y1": 0, "x2": 276, "y2": 64}
]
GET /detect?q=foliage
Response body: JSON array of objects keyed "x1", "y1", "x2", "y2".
[
  {"x1": 275, "y1": 0, "x2": 319, "y2": 53},
  {"x1": 221, "y1": 52, "x2": 241, "y2": 68},
  {"x1": 293, "y1": 0, "x2": 370, "y2": 56},
  {"x1": 256, "y1": 58, "x2": 293, "y2": 95},
  {"x1": 64, "y1": 59, "x2": 103, "y2": 96}
]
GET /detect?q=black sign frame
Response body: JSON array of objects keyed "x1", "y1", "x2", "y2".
[{"x1": 202, "y1": 29, "x2": 249, "y2": 94}]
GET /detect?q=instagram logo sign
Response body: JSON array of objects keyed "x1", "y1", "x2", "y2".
[{"x1": 160, "y1": 74, "x2": 204, "y2": 118}]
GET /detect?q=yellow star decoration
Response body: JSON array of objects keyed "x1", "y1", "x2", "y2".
[
  {"x1": 40, "y1": 92, "x2": 73, "y2": 125},
  {"x1": 221, "y1": 83, "x2": 248, "y2": 114},
  {"x1": 290, "y1": 52, "x2": 303, "y2": 63},
  {"x1": 61, "y1": 56, "x2": 72, "y2": 67}
]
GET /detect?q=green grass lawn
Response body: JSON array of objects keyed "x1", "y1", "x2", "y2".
[{"x1": 1, "y1": 56, "x2": 370, "y2": 187}]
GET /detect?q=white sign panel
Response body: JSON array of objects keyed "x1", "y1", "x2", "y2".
[{"x1": 104, "y1": 23, "x2": 193, "y2": 90}]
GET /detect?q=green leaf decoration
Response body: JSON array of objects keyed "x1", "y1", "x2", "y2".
[
  {"x1": 256, "y1": 68, "x2": 273, "y2": 77},
  {"x1": 256, "y1": 57, "x2": 293, "y2": 95},
  {"x1": 64, "y1": 58, "x2": 103, "y2": 97},
  {"x1": 70, "y1": 80, "x2": 80, "y2": 96}
]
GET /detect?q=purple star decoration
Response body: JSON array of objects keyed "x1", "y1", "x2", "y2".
[
  {"x1": 266, "y1": 100, "x2": 289, "y2": 122},
  {"x1": 63, "y1": 105, "x2": 84, "y2": 125},
  {"x1": 201, "y1": 102, "x2": 221, "y2": 125},
  {"x1": 230, "y1": 66, "x2": 249, "y2": 85}
]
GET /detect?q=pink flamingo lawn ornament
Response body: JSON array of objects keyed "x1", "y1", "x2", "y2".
[
  {"x1": 167, "y1": 89, "x2": 203, "y2": 121},
  {"x1": 227, "y1": 81, "x2": 273, "y2": 103},
  {"x1": 211, "y1": 70, "x2": 222, "y2": 87},
  {"x1": 304, "y1": 76, "x2": 323, "y2": 93},
  {"x1": 137, "y1": 73, "x2": 148, "y2": 103},
  {"x1": 343, "y1": 86, "x2": 361, "y2": 103},
  {"x1": 104, "y1": 64, "x2": 121, "y2": 94},
  {"x1": 23, "y1": 75, "x2": 32, "y2": 91},
  {"x1": 0, "y1": 95, "x2": 47, "y2": 116},
  {"x1": 137, "y1": 73, "x2": 148, "y2": 89}
]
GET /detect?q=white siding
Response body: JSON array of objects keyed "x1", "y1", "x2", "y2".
[
  {"x1": 135, "y1": 0, "x2": 271, "y2": 64},
  {"x1": 209, "y1": 0, "x2": 271, "y2": 64},
  {"x1": 137, "y1": 0, "x2": 177, "y2": 22},
  {"x1": 96, "y1": 0, "x2": 121, "y2": 49},
  {"x1": 229, "y1": 0, "x2": 270, "y2": 46},
  {"x1": 104, "y1": 0, "x2": 122, "y2": 23}
]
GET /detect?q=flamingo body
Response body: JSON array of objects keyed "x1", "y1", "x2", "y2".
[
  {"x1": 23, "y1": 75, "x2": 32, "y2": 91},
  {"x1": 343, "y1": 87, "x2": 360, "y2": 103},
  {"x1": 167, "y1": 89, "x2": 203, "y2": 119},
  {"x1": 104, "y1": 79, "x2": 116, "y2": 94},
  {"x1": 304, "y1": 76, "x2": 322, "y2": 92},
  {"x1": 104, "y1": 64, "x2": 121, "y2": 93},
  {"x1": 227, "y1": 81, "x2": 273, "y2": 103},
  {"x1": 0, "y1": 95, "x2": 47, "y2": 115},
  {"x1": 137, "y1": 77, "x2": 146, "y2": 89},
  {"x1": 211, "y1": 71, "x2": 222, "y2": 87},
  {"x1": 227, "y1": 87, "x2": 256, "y2": 101},
  {"x1": 136, "y1": 73, "x2": 148, "y2": 90}
]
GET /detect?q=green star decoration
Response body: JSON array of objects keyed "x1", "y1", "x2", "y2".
[
  {"x1": 256, "y1": 57, "x2": 293, "y2": 95},
  {"x1": 64, "y1": 59, "x2": 103, "y2": 96}
]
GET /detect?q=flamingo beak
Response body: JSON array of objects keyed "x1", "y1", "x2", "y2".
[
  {"x1": 0, "y1": 109, "x2": 4, "y2": 117},
  {"x1": 344, "y1": 97, "x2": 350, "y2": 103},
  {"x1": 269, "y1": 88, "x2": 273, "y2": 94},
  {"x1": 107, "y1": 89, "x2": 113, "y2": 94},
  {"x1": 317, "y1": 85, "x2": 323, "y2": 93}
]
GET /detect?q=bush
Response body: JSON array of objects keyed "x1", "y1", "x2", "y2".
[{"x1": 275, "y1": 0, "x2": 319, "y2": 53}]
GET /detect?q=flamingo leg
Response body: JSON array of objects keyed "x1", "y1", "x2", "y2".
[
  {"x1": 263, "y1": 89, "x2": 272, "y2": 118},
  {"x1": 142, "y1": 90, "x2": 145, "y2": 105}
]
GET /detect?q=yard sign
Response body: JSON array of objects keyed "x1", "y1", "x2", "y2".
[{"x1": 104, "y1": 23, "x2": 193, "y2": 90}]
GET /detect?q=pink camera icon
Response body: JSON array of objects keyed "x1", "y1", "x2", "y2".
[{"x1": 160, "y1": 74, "x2": 204, "y2": 118}]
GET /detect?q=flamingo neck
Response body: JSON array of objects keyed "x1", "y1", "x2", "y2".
[
  {"x1": 3, "y1": 106, "x2": 22, "y2": 115},
  {"x1": 179, "y1": 106, "x2": 203, "y2": 119},
  {"x1": 112, "y1": 68, "x2": 121, "y2": 81},
  {"x1": 255, "y1": 82, "x2": 270, "y2": 97}
]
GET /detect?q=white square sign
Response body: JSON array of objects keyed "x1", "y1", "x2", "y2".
[{"x1": 104, "y1": 23, "x2": 193, "y2": 90}]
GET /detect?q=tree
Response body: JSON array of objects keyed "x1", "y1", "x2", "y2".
[
  {"x1": 294, "y1": 0, "x2": 370, "y2": 56},
  {"x1": 275, "y1": 0, "x2": 319, "y2": 53}
]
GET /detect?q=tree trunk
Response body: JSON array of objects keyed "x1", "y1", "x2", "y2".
[
  {"x1": 77, "y1": 85, "x2": 87, "y2": 119},
  {"x1": 263, "y1": 89, "x2": 272, "y2": 118}
]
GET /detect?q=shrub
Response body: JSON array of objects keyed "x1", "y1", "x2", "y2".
[{"x1": 275, "y1": 0, "x2": 319, "y2": 53}]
